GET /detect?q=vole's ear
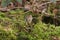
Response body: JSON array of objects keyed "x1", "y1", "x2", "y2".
[{"x1": 53, "y1": 9, "x2": 58, "y2": 15}]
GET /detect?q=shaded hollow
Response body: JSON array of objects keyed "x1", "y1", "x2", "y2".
[{"x1": 42, "y1": 15, "x2": 60, "y2": 26}]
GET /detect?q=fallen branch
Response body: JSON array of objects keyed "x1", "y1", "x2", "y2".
[
  {"x1": 0, "y1": 7, "x2": 24, "y2": 12},
  {"x1": 0, "y1": 8, "x2": 10, "y2": 12}
]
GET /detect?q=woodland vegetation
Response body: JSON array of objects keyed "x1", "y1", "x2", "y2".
[{"x1": 0, "y1": 0, "x2": 60, "y2": 40}]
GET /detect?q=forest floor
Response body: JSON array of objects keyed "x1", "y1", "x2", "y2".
[{"x1": 0, "y1": 9, "x2": 60, "y2": 40}]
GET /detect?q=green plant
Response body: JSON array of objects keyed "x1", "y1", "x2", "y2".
[{"x1": 1, "y1": 0, "x2": 22, "y2": 7}]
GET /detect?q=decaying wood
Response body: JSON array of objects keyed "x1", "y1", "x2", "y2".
[{"x1": 0, "y1": 7, "x2": 10, "y2": 12}]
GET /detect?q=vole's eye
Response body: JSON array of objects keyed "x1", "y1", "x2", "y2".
[{"x1": 26, "y1": 0, "x2": 30, "y2": 2}]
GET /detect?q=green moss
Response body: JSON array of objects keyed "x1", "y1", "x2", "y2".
[{"x1": 0, "y1": 9, "x2": 60, "y2": 40}]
